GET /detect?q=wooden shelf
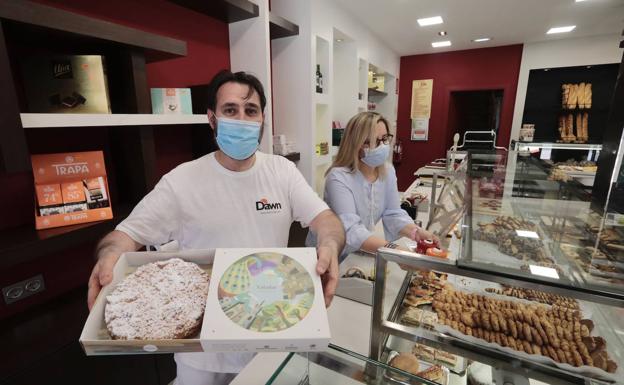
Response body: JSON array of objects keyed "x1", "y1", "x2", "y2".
[
  {"x1": 269, "y1": 12, "x2": 299, "y2": 40},
  {"x1": 281, "y1": 152, "x2": 300, "y2": 162},
  {"x1": 368, "y1": 88, "x2": 387, "y2": 97},
  {"x1": 20, "y1": 113, "x2": 209, "y2": 128},
  {"x1": 0, "y1": 203, "x2": 133, "y2": 269},
  {"x1": 0, "y1": 0, "x2": 187, "y2": 62},
  {"x1": 168, "y1": 0, "x2": 259, "y2": 23}
]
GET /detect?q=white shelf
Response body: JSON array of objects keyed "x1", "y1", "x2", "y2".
[
  {"x1": 20, "y1": 113, "x2": 209, "y2": 128},
  {"x1": 314, "y1": 92, "x2": 331, "y2": 105}
]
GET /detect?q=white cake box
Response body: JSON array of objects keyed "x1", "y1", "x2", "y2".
[
  {"x1": 201, "y1": 247, "x2": 330, "y2": 353},
  {"x1": 80, "y1": 247, "x2": 330, "y2": 355},
  {"x1": 80, "y1": 249, "x2": 214, "y2": 355}
]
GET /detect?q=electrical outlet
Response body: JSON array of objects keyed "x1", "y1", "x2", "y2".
[{"x1": 2, "y1": 274, "x2": 45, "y2": 305}]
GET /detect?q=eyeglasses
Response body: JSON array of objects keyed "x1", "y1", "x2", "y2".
[{"x1": 364, "y1": 134, "x2": 394, "y2": 147}]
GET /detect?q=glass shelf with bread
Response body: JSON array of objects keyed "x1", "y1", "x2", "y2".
[{"x1": 368, "y1": 148, "x2": 624, "y2": 385}]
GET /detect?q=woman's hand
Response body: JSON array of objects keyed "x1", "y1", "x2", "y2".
[{"x1": 409, "y1": 227, "x2": 441, "y2": 248}]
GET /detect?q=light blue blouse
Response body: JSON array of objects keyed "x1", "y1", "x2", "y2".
[{"x1": 306, "y1": 165, "x2": 413, "y2": 261}]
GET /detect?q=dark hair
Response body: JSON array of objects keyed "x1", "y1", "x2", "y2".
[{"x1": 206, "y1": 70, "x2": 267, "y2": 112}]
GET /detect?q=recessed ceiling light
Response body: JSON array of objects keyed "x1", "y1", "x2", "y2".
[
  {"x1": 417, "y1": 16, "x2": 443, "y2": 26},
  {"x1": 438, "y1": 31, "x2": 447, "y2": 36},
  {"x1": 432, "y1": 40, "x2": 451, "y2": 48},
  {"x1": 472, "y1": 37, "x2": 491, "y2": 42},
  {"x1": 336, "y1": 38, "x2": 343, "y2": 42},
  {"x1": 575, "y1": 0, "x2": 588, "y2": 2},
  {"x1": 547, "y1": 25, "x2": 576, "y2": 34}
]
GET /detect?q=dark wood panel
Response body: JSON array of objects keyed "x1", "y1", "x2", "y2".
[
  {"x1": 0, "y1": 203, "x2": 133, "y2": 270},
  {"x1": 169, "y1": 0, "x2": 259, "y2": 23},
  {"x1": 269, "y1": 12, "x2": 299, "y2": 40},
  {"x1": 0, "y1": 0, "x2": 186, "y2": 62},
  {"x1": 0, "y1": 20, "x2": 30, "y2": 172},
  {"x1": 0, "y1": 286, "x2": 175, "y2": 385}
]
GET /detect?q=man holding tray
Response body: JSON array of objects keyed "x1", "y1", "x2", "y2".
[{"x1": 87, "y1": 70, "x2": 345, "y2": 385}]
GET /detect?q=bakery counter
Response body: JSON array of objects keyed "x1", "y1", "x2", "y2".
[{"x1": 370, "y1": 248, "x2": 624, "y2": 385}]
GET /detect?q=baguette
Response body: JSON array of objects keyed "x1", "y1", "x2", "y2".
[
  {"x1": 562, "y1": 84, "x2": 570, "y2": 109},
  {"x1": 576, "y1": 113, "x2": 583, "y2": 142},
  {"x1": 578, "y1": 83, "x2": 586, "y2": 109},
  {"x1": 568, "y1": 84, "x2": 578, "y2": 109},
  {"x1": 585, "y1": 83, "x2": 592, "y2": 109}
]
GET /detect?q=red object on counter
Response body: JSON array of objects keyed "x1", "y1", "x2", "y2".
[
  {"x1": 416, "y1": 239, "x2": 435, "y2": 254},
  {"x1": 426, "y1": 247, "x2": 449, "y2": 259}
]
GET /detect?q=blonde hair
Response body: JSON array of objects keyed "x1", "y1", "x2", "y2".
[{"x1": 327, "y1": 112, "x2": 390, "y2": 177}]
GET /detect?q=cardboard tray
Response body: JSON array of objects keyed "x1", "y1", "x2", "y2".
[
  {"x1": 79, "y1": 249, "x2": 214, "y2": 355},
  {"x1": 81, "y1": 247, "x2": 331, "y2": 356}
]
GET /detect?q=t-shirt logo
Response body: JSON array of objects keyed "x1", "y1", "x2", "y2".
[{"x1": 255, "y1": 198, "x2": 282, "y2": 213}]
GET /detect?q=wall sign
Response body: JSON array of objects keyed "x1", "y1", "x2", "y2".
[
  {"x1": 410, "y1": 79, "x2": 433, "y2": 119},
  {"x1": 411, "y1": 118, "x2": 429, "y2": 141}
]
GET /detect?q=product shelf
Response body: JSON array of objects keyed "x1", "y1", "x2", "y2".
[{"x1": 20, "y1": 113, "x2": 209, "y2": 128}]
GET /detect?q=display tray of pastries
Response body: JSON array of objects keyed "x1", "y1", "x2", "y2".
[
  {"x1": 385, "y1": 350, "x2": 449, "y2": 385},
  {"x1": 559, "y1": 243, "x2": 624, "y2": 284},
  {"x1": 473, "y1": 215, "x2": 555, "y2": 266},
  {"x1": 431, "y1": 284, "x2": 620, "y2": 381}
]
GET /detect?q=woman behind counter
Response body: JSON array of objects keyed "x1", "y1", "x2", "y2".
[{"x1": 307, "y1": 111, "x2": 438, "y2": 262}]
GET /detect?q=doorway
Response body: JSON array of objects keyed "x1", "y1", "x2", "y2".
[{"x1": 446, "y1": 89, "x2": 503, "y2": 150}]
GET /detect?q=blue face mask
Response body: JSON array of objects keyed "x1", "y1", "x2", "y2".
[
  {"x1": 215, "y1": 117, "x2": 261, "y2": 160},
  {"x1": 361, "y1": 143, "x2": 390, "y2": 167}
]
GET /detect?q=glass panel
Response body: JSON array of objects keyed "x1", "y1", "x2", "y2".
[
  {"x1": 267, "y1": 344, "x2": 443, "y2": 385},
  {"x1": 459, "y1": 148, "x2": 624, "y2": 298}
]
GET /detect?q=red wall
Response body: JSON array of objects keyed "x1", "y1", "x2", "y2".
[
  {"x1": 396, "y1": 45, "x2": 523, "y2": 190},
  {"x1": 1, "y1": 0, "x2": 230, "y2": 231}
]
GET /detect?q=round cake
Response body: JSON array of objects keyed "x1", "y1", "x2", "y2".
[{"x1": 104, "y1": 258, "x2": 209, "y2": 340}]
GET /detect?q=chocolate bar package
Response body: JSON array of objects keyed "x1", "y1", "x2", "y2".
[{"x1": 21, "y1": 55, "x2": 111, "y2": 113}]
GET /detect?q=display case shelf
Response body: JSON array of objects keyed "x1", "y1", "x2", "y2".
[
  {"x1": 20, "y1": 113, "x2": 209, "y2": 128},
  {"x1": 269, "y1": 12, "x2": 299, "y2": 40},
  {"x1": 512, "y1": 140, "x2": 603, "y2": 151}
]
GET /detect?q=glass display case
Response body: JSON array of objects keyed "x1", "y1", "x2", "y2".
[
  {"x1": 369, "y1": 148, "x2": 624, "y2": 385},
  {"x1": 266, "y1": 343, "x2": 447, "y2": 385}
]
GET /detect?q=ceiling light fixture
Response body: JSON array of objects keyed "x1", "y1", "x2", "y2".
[
  {"x1": 336, "y1": 38, "x2": 343, "y2": 42},
  {"x1": 472, "y1": 37, "x2": 491, "y2": 42},
  {"x1": 417, "y1": 16, "x2": 443, "y2": 26},
  {"x1": 547, "y1": 25, "x2": 576, "y2": 34},
  {"x1": 438, "y1": 31, "x2": 447, "y2": 36},
  {"x1": 432, "y1": 40, "x2": 451, "y2": 48},
  {"x1": 575, "y1": 0, "x2": 588, "y2": 2}
]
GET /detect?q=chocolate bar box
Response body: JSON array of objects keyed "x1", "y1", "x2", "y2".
[{"x1": 21, "y1": 55, "x2": 111, "y2": 113}]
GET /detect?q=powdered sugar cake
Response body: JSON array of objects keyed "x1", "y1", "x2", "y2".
[{"x1": 104, "y1": 258, "x2": 209, "y2": 340}]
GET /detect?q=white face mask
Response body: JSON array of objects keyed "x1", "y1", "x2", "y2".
[{"x1": 361, "y1": 143, "x2": 390, "y2": 167}]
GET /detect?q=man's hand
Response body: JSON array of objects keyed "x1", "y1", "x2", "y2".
[
  {"x1": 87, "y1": 230, "x2": 142, "y2": 310},
  {"x1": 309, "y1": 209, "x2": 346, "y2": 308},
  {"x1": 316, "y1": 244, "x2": 340, "y2": 307},
  {"x1": 87, "y1": 252, "x2": 120, "y2": 310}
]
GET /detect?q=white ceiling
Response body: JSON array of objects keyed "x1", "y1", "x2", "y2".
[{"x1": 333, "y1": 0, "x2": 624, "y2": 56}]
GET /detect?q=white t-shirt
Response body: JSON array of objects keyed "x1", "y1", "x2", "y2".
[{"x1": 115, "y1": 151, "x2": 328, "y2": 373}]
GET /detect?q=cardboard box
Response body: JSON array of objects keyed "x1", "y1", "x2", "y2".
[
  {"x1": 80, "y1": 249, "x2": 214, "y2": 355},
  {"x1": 31, "y1": 151, "x2": 112, "y2": 229},
  {"x1": 80, "y1": 248, "x2": 330, "y2": 355},
  {"x1": 21, "y1": 55, "x2": 111, "y2": 113},
  {"x1": 151, "y1": 88, "x2": 192, "y2": 115},
  {"x1": 201, "y1": 248, "x2": 330, "y2": 353}
]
